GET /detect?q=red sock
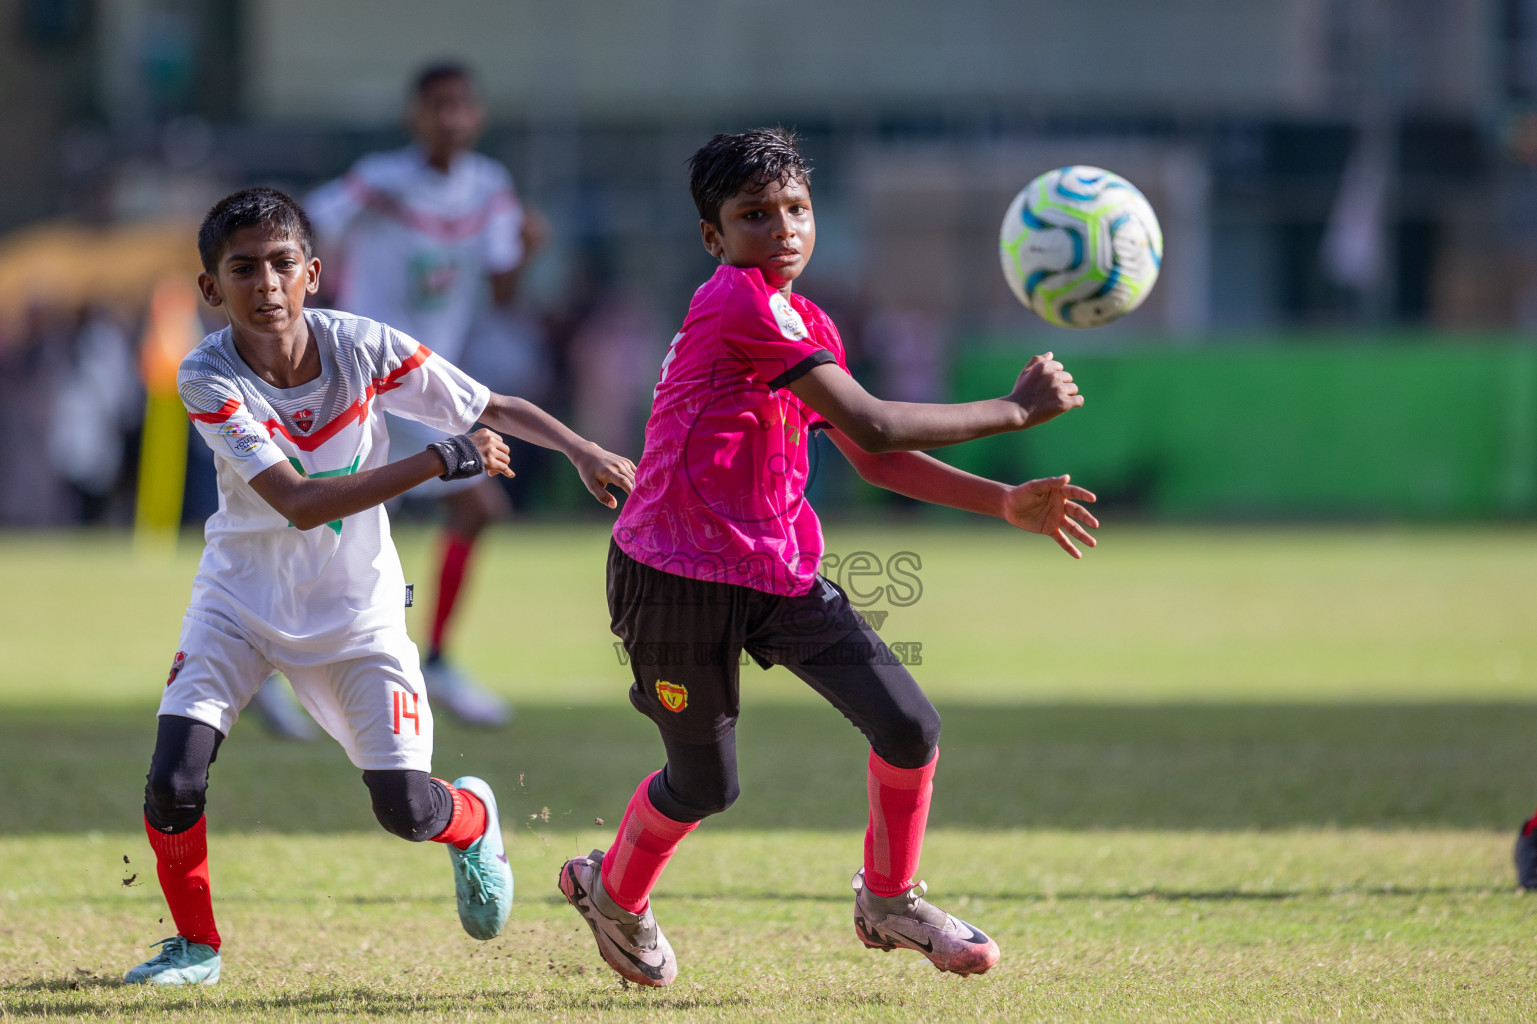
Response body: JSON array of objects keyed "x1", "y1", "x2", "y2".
[
  {"x1": 429, "y1": 533, "x2": 475, "y2": 659},
  {"x1": 863, "y1": 748, "x2": 937, "y2": 897},
  {"x1": 144, "y1": 816, "x2": 221, "y2": 951},
  {"x1": 1524, "y1": 806, "x2": 1537, "y2": 837},
  {"x1": 600, "y1": 772, "x2": 698, "y2": 913},
  {"x1": 429, "y1": 779, "x2": 487, "y2": 850}
]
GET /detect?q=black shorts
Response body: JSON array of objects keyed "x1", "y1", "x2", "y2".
[{"x1": 607, "y1": 539, "x2": 912, "y2": 744}]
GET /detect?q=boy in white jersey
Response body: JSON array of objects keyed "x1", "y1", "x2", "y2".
[
  {"x1": 301, "y1": 62, "x2": 538, "y2": 727},
  {"x1": 124, "y1": 188, "x2": 635, "y2": 986}
]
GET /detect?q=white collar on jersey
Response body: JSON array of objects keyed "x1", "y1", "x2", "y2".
[{"x1": 409, "y1": 143, "x2": 471, "y2": 180}]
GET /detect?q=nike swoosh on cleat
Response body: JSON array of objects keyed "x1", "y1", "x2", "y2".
[
  {"x1": 855, "y1": 917, "x2": 893, "y2": 949},
  {"x1": 497, "y1": 853, "x2": 508, "y2": 863},
  {"x1": 960, "y1": 924, "x2": 989, "y2": 945}
]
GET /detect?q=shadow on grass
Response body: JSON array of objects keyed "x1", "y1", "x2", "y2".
[
  {"x1": 654, "y1": 883, "x2": 1509, "y2": 903},
  {"x1": 182, "y1": 881, "x2": 1512, "y2": 913},
  {"x1": 4, "y1": 702, "x2": 1536, "y2": 834},
  {"x1": 0, "y1": 982, "x2": 857, "y2": 1018}
]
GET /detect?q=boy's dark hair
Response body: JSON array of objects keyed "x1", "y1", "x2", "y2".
[
  {"x1": 688, "y1": 126, "x2": 811, "y2": 226},
  {"x1": 412, "y1": 61, "x2": 473, "y2": 98},
  {"x1": 197, "y1": 187, "x2": 315, "y2": 273}
]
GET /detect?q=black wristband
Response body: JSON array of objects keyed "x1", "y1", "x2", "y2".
[{"x1": 426, "y1": 434, "x2": 484, "y2": 481}]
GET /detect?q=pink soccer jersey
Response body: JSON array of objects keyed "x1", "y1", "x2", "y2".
[{"x1": 614, "y1": 264, "x2": 849, "y2": 595}]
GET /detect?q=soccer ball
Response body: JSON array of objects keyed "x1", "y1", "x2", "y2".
[{"x1": 998, "y1": 166, "x2": 1163, "y2": 329}]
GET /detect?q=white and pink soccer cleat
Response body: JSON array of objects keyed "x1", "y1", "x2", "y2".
[
  {"x1": 852, "y1": 867, "x2": 1000, "y2": 976},
  {"x1": 559, "y1": 849, "x2": 678, "y2": 987}
]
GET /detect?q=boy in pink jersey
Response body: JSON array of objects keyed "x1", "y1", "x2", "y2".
[{"x1": 559, "y1": 129, "x2": 1098, "y2": 986}]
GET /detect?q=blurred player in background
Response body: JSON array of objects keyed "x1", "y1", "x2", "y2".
[
  {"x1": 243, "y1": 61, "x2": 544, "y2": 732},
  {"x1": 1515, "y1": 807, "x2": 1537, "y2": 889}
]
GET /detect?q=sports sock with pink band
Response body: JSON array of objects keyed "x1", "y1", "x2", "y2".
[
  {"x1": 600, "y1": 771, "x2": 699, "y2": 913},
  {"x1": 863, "y1": 747, "x2": 937, "y2": 897}
]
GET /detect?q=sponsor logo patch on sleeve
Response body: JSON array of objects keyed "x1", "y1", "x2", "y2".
[
  {"x1": 769, "y1": 292, "x2": 809, "y2": 342},
  {"x1": 218, "y1": 421, "x2": 266, "y2": 459}
]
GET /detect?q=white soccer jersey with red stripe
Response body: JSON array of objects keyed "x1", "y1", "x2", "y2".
[
  {"x1": 179, "y1": 308, "x2": 489, "y2": 659},
  {"x1": 305, "y1": 147, "x2": 524, "y2": 364}
]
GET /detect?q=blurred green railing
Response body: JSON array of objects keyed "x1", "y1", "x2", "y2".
[{"x1": 948, "y1": 337, "x2": 1537, "y2": 519}]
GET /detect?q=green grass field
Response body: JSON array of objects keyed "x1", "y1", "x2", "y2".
[{"x1": 3, "y1": 523, "x2": 1537, "y2": 1021}]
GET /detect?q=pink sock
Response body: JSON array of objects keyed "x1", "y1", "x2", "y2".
[
  {"x1": 863, "y1": 748, "x2": 937, "y2": 897},
  {"x1": 600, "y1": 772, "x2": 698, "y2": 913}
]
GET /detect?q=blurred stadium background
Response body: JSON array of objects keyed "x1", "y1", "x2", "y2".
[{"x1": 3, "y1": 0, "x2": 1537, "y2": 525}]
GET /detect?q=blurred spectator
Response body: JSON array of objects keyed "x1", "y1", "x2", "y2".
[
  {"x1": 47, "y1": 305, "x2": 142, "y2": 524},
  {"x1": 0, "y1": 304, "x2": 73, "y2": 525}
]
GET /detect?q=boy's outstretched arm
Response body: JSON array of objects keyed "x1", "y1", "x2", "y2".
[
  {"x1": 826, "y1": 430, "x2": 1099, "y2": 558},
  {"x1": 250, "y1": 429, "x2": 513, "y2": 530},
  {"x1": 786, "y1": 352, "x2": 1080, "y2": 454},
  {"x1": 249, "y1": 397, "x2": 634, "y2": 529},
  {"x1": 477, "y1": 393, "x2": 637, "y2": 508}
]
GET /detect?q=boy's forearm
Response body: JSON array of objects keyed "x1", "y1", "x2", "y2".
[
  {"x1": 788, "y1": 367, "x2": 1028, "y2": 454},
  {"x1": 863, "y1": 398, "x2": 1029, "y2": 453},
  {"x1": 866, "y1": 451, "x2": 1009, "y2": 516},
  {"x1": 251, "y1": 451, "x2": 445, "y2": 530},
  {"x1": 831, "y1": 433, "x2": 1007, "y2": 517},
  {"x1": 478, "y1": 394, "x2": 593, "y2": 459}
]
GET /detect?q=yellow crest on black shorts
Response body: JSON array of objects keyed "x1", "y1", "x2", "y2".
[{"x1": 656, "y1": 679, "x2": 688, "y2": 713}]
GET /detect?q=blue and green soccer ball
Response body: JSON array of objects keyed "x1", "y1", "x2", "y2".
[{"x1": 998, "y1": 166, "x2": 1163, "y2": 329}]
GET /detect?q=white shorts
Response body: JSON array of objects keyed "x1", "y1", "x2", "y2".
[
  {"x1": 158, "y1": 608, "x2": 433, "y2": 772},
  {"x1": 387, "y1": 413, "x2": 487, "y2": 498}
]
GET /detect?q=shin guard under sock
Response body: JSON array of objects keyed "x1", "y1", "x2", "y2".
[
  {"x1": 601, "y1": 771, "x2": 699, "y2": 913},
  {"x1": 863, "y1": 748, "x2": 937, "y2": 897},
  {"x1": 144, "y1": 815, "x2": 221, "y2": 951}
]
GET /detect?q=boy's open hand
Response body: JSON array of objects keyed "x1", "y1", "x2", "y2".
[
  {"x1": 1002, "y1": 474, "x2": 1099, "y2": 558},
  {"x1": 471, "y1": 428, "x2": 514, "y2": 478},
  {"x1": 1008, "y1": 352, "x2": 1083, "y2": 428},
  {"x1": 571, "y1": 443, "x2": 637, "y2": 509}
]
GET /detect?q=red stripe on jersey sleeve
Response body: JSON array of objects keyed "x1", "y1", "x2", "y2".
[
  {"x1": 187, "y1": 399, "x2": 241, "y2": 424},
  {"x1": 372, "y1": 343, "x2": 432, "y2": 395}
]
